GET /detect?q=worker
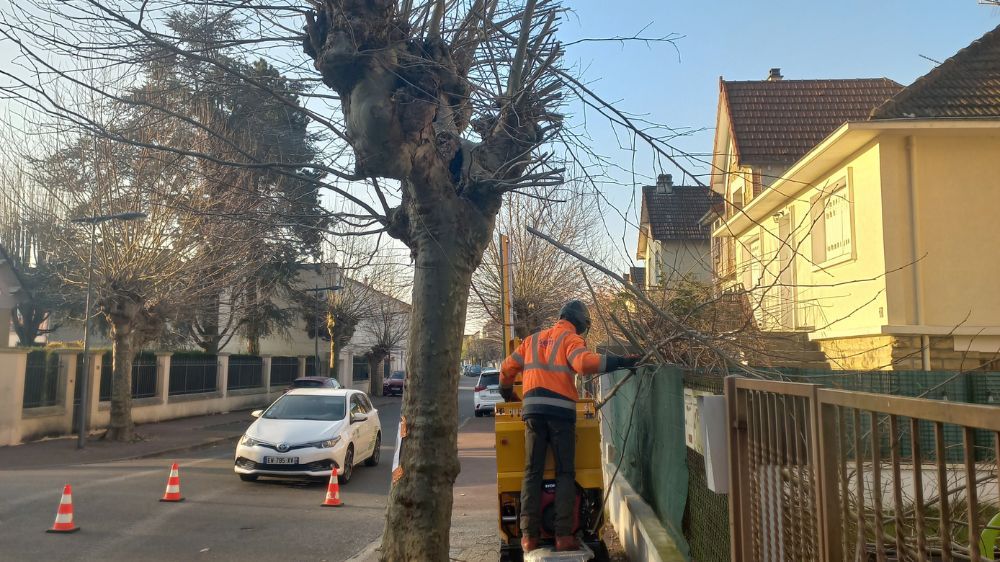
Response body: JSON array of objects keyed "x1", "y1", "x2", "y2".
[{"x1": 499, "y1": 300, "x2": 638, "y2": 553}]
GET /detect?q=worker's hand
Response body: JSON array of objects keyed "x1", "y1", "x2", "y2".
[
  {"x1": 620, "y1": 355, "x2": 641, "y2": 369},
  {"x1": 606, "y1": 354, "x2": 641, "y2": 372},
  {"x1": 500, "y1": 385, "x2": 516, "y2": 402}
]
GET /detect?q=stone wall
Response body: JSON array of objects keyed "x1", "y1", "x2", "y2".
[{"x1": 818, "y1": 335, "x2": 1000, "y2": 371}]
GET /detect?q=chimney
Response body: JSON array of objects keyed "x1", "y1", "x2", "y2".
[
  {"x1": 655, "y1": 173, "x2": 673, "y2": 194},
  {"x1": 767, "y1": 68, "x2": 783, "y2": 81}
]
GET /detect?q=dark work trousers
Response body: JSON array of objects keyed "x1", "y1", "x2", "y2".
[{"x1": 520, "y1": 416, "x2": 576, "y2": 538}]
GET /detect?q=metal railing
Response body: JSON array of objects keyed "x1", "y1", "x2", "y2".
[
  {"x1": 227, "y1": 355, "x2": 263, "y2": 390},
  {"x1": 90, "y1": 352, "x2": 158, "y2": 401},
  {"x1": 23, "y1": 351, "x2": 59, "y2": 409},
  {"x1": 168, "y1": 355, "x2": 217, "y2": 396},
  {"x1": 726, "y1": 376, "x2": 1000, "y2": 561},
  {"x1": 270, "y1": 356, "x2": 299, "y2": 385}
]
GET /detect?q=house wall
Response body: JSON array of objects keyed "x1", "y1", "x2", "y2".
[
  {"x1": 733, "y1": 141, "x2": 889, "y2": 334},
  {"x1": 880, "y1": 134, "x2": 1000, "y2": 332},
  {"x1": 646, "y1": 239, "x2": 713, "y2": 287}
]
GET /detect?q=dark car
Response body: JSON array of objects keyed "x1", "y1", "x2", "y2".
[
  {"x1": 463, "y1": 365, "x2": 482, "y2": 378},
  {"x1": 383, "y1": 371, "x2": 406, "y2": 396},
  {"x1": 284, "y1": 377, "x2": 342, "y2": 393}
]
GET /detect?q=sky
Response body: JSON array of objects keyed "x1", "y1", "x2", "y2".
[
  {"x1": 1, "y1": 1, "x2": 998, "y2": 332},
  {"x1": 559, "y1": 0, "x2": 1000, "y2": 268}
]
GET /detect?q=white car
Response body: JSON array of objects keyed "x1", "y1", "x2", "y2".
[
  {"x1": 473, "y1": 369, "x2": 504, "y2": 417},
  {"x1": 234, "y1": 388, "x2": 382, "y2": 484}
]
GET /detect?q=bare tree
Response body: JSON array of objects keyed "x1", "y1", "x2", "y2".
[
  {"x1": 473, "y1": 185, "x2": 610, "y2": 338},
  {"x1": 362, "y1": 282, "x2": 410, "y2": 396}
]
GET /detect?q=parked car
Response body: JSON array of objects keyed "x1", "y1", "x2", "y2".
[
  {"x1": 234, "y1": 388, "x2": 381, "y2": 484},
  {"x1": 382, "y1": 370, "x2": 406, "y2": 396},
  {"x1": 473, "y1": 369, "x2": 503, "y2": 417},
  {"x1": 284, "y1": 376, "x2": 342, "y2": 393},
  {"x1": 463, "y1": 364, "x2": 482, "y2": 378}
]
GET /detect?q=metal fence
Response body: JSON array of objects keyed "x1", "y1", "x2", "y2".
[
  {"x1": 23, "y1": 350, "x2": 59, "y2": 409},
  {"x1": 270, "y1": 356, "x2": 299, "y2": 385},
  {"x1": 88, "y1": 352, "x2": 158, "y2": 401},
  {"x1": 227, "y1": 355, "x2": 263, "y2": 390},
  {"x1": 168, "y1": 354, "x2": 217, "y2": 396},
  {"x1": 305, "y1": 356, "x2": 317, "y2": 377},
  {"x1": 726, "y1": 376, "x2": 1000, "y2": 562}
]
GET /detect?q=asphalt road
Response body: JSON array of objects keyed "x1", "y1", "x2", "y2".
[{"x1": 0, "y1": 385, "x2": 480, "y2": 562}]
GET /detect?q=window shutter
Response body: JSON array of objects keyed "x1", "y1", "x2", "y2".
[
  {"x1": 741, "y1": 243, "x2": 752, "y2": 290},
  {"x1": 810, "y1": 195, "x2": 826, "y2": 263}
]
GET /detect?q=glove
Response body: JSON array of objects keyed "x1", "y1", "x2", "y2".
[
  {"x1": 606, "y1": 354, "x2": 640, "y2": 372},
  {"x1": 500, "y1": 385, "x2": 516, "y2": 402}
]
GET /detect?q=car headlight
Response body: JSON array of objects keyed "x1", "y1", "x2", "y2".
[
  {"x1": 241, "y1": 435, "x2": 265, "y2": 447},
  {"x1": 309, "y1": 436, "x2": 342, "y2": 449}
]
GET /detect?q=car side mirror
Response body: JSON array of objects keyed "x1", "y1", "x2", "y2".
[
  {"x1": 351, "y1": 412, "x2": 368, "y2": 424},
  {"x1": 251, "y1": 410, "x2": 263, "y2": 418}
]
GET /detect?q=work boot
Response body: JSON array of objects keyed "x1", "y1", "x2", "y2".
[
  {"x1": 555, "y1": 536, "x2": 581, "y2": 551},
  {"x1": 520, "y1": 536, "x2": 539, "y2": 553}
]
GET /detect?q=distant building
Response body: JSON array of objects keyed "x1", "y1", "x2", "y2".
[{"x1": 636, "y1": 174, "x2": 717, "y2": 288}]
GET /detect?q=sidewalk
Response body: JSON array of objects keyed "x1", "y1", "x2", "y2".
[
  {"x1": 0, "y1": 396, "x2": 399, "y2": 471},
  {"x1": 449, "y1": 414, "x2": 501, "y2": 561}
]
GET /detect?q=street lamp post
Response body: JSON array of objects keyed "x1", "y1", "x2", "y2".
[
  {"x1": 303, "y1": 285, "x2": 341, "y2": 377},
  {"x1": 70, "y1": 211, "x2": 147, "y2": 449}
]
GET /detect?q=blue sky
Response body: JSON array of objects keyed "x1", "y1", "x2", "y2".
[{"x1": 562, "y1": 1, "x2": 999, "y2": 266}]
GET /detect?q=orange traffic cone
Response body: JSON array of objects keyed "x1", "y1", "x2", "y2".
[
  {"x1": 46, "y1": 484, "x2": 80, "y2": 533},
  {"x1": 159, "y1": 463, "x2": 185, "y2": 502},
  {"x1": 321, "y1": 468, "x2": 342, "y2": 507}
]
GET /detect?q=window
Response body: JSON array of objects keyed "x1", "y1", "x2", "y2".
[
  {"x1": 351, "y1": 395, "x2": 367, "y2": 416},
  {"x1": 811, "y1": 178, "x2": 854, "y2": 266}
]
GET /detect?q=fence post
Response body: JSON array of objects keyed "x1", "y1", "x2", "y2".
[
  {"x1": 57, "y1": 350, "x2": 77, "y2": 434},
  {"x1": 156, "y1": 352, "x2": 172, "y2": 404},
  {"x1": 810, "y1": 386, "x2": 843, "y2": 562},
  {"x1": 261, "y1": 355, "x2": 272, "y2": 394},
  {"x1": 217, "y1": 353, "x2": 230, "y2": 398},
  {"x1": 88, "y1": 352, "x2": 103, "y2": 424},
  {"x1": 0, "y1": 349, "x2": 28, "y2": 445},
  {"x1": 725, "y1": 376, "x2": 751, "y2": 562}
]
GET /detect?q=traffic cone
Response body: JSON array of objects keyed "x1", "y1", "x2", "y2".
[
  {"x1": 321, "y1": 468, "x2": 342, "y2": 507},
  {"x1": 159, "y1": 463, "x2": 185, "y2": 502},
  {"x1": 46, "y1": 484, "x2": 80, "y2": 533}
]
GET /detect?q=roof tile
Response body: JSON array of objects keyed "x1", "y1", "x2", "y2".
[{"x1": 640, "y1": 185, "x2": 718, "y2": 241}]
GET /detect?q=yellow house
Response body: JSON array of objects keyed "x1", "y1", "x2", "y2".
[{"x1": 711, "y1": 25, "x2": 1000, "y2": 370}]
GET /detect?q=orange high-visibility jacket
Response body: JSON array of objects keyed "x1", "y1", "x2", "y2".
[{"x1": 499, "y1": 319, "x2": 607, "y2": 420}]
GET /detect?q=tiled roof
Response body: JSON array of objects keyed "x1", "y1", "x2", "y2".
[
  {"x1": 640, "y1": 185, "x2": 718, "y2": 241},
  {"x1": 871, "y1": 24, "x2": 1000, "y2": 119},
  {"x1": 722, "y1": 78, "x2": 903, "y2": 165}
]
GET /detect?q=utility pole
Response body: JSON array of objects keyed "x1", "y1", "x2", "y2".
[{"x1": 70, "y1": 211, "x2": 147, "y2": 449}]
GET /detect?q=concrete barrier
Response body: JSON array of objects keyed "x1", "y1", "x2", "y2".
[{"x1": 602, "y1": 459, "x2": 688, "y2": 562}]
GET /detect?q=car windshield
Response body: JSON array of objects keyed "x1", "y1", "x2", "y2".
[
  {"x1": 479, "y1": 372, "x2": 499, "y2": 387},
  {"x1": 390, "y1": 371, "x2": 405, "y2": 380},
  {"x1": 263, "y1": 395, "x2": 346, "y2": 421}
]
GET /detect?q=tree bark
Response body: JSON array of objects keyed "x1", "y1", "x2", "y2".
[
  {"x1": 105, "y1": 325, "x2": 136, "y2": 441},
  {"x1": 379, "y1": 195, "x2": 496, "y2": 561}
]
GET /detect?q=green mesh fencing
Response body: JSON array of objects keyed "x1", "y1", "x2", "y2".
[{"x1": 603, "y1": 366, "x2": 690, "y2": 559}]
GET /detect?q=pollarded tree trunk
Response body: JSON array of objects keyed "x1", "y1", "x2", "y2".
[
  {"x1": 380, "y1": 193, "x2": 498, "y2": 561},
  {"x1": 106, "y1": 322, "x2": 137, "y2": 441}
]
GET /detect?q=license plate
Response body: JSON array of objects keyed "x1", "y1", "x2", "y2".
[
  {"x1": 488, "y1": 389, "x2": 499, "y2": 395},
  {"x1": 263, "y1": 456, "x2": 298, "y2": 465}
]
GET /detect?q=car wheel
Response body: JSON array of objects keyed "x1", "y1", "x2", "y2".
[
  {"x1": 365, "y1": 432, "x2": 381, "y2": 466},
  {"x1": 339, "y1": 445, "x2": 354, "y2": 485},
  {"x1": 239, "y1": 473, "x2": 259, "y2": 482}
]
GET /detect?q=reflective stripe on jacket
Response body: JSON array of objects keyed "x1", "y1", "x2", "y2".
[{"x1": 499, "y1": 319, "x2": 607, "y2": 420}]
